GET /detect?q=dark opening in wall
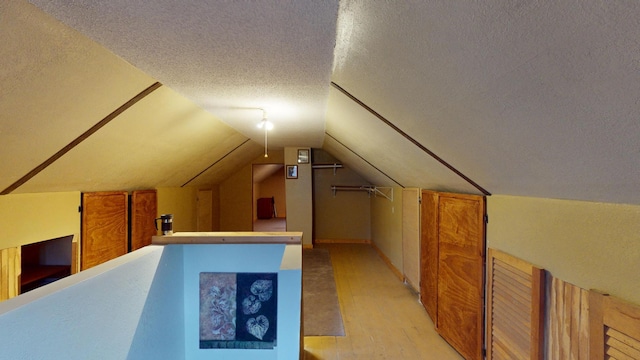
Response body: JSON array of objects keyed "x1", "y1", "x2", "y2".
[{"x1": 20, "y1": 235, "x2": 73, "y2": 293}]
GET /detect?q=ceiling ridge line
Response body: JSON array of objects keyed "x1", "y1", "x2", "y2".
[
  {"x1": 181, "y1": 138, "x2": 252, "y2": 187},
  {"x1": 325, "y1": 132, "x2": 404, "y2": 188},
  {"x1": 1, "y1": 82, "x2": 163, "y2": 195},
  {"x1": 330, "y1": 82, "x2": 491, "y2": 196}
]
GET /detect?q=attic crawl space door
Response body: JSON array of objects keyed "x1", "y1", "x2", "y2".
[
  {"x1": 130, "y1": 189, "x2": 157, "y2": 251},
  {"x1": 421, "y1": 190, "x2": 486, "y2": 360},
  {"x1": 81, "y1": 191, "x2": 128, "y2": 270},
  {"x1": 436, "y1": 192, "x2": 486, "y2": 360}
]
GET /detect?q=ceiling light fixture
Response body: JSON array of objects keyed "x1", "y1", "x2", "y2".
[{"x1": 256, "y1": 109, "x2": 273, "y2": 157}]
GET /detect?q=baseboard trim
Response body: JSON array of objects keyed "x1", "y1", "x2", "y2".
[
  {"x1": 370, "y1": 242, "x2": 404, "y2": 281},
  {"x1": 314, "y1": 238, "x2": 371, "y2": 245}
]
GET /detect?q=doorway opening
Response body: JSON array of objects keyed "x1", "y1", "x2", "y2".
[{"x1": 252, "y1": 164, "x2": 286, "y2": 232}]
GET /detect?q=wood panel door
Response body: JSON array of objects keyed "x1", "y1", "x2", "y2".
[
  {"x1": 131, "y1": 190, "x2": 157, "y2": 251},
  {"x1": 436, "y1": 193, "x2": 486, "y2": 360},
  {"x1": 81, "y1": 191, "x2": 128, "y2": 270},
  {"x1": 420, "y1": 190, "x2": 439, "y2": 322},
  {"x1": 402, "y1": 188, "x2": 421, "y2": 292}
]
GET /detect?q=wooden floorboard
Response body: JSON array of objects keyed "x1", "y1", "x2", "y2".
[{"x1": 303, "y1": 243, "x2": 463, "y2": 360}]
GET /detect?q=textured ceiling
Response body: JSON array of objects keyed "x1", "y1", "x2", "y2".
[
  {"x1": 329, "y1": 1, "x2": 640, "y2": 204},
  {"x1": 28, "y1": 0, "x2": 339, "y2": 148},
  {"x1": 2, "y1": 1, "x2": 639, "y2": 204}
]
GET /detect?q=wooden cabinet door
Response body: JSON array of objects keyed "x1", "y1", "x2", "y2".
[
  {"x1": 131, "y1": 190, "x2": 157, "y2": 251},
  {"x1": 436, "y1": 193, "x2": 486, "y2": 360},
  {"x1": 420, "y1": 190, "x2": 439, "y2": 322},
  {"x1": 81, "y1": 192, "x2": 128, "y2": 270},
  {"x1": 402, "y1": 188, "x2": 421, "y2": 291}
]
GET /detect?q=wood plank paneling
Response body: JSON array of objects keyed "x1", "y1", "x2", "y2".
[
  {"x1": 131, "y1": 190, "x2": 157, "y2": 251},
  {"x1": 0, "y1": 247, "x2": 21, "y2": 301},
  {"x1": 420, "y1": 190, "x2": 439, "y2": 322},
  {"x1": 547, "y1": 277, "x2": 590, "y2": 360},
  {"x1": 487, "y1": 249, "x2": 545, "y2": 360},
  {"x1": 81, "y1": 191, "x2": 128, "y2": 270}
]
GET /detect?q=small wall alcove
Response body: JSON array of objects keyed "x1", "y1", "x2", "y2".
[{"x1": 20, "y1": 235, "x2": 74, "y2": 293}]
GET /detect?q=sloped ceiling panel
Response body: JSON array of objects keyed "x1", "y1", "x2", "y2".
[
  {"x1": 16, "y1": 86, "x2": 251, "y2": 193},
  {"x1": 28, "y1": 0, "x2": 339, "y2": 149},
  {"x1": 252, "y1": 164, "x2": 284, "y2": 184},
  {"x1": 184, "y1": 141, "x2": 265, "y2": 188},
  {"x1": 325, "y1": 87, "x2": 484, "y2": 195},
  {"x1": 3, "y1": 1, "x2": 267, "y2": 194},
  {"x1": 322, "y1": 135, "x2": 393, "y2": 188},
  {"x1": 331, "y1": 1, "x2": 640, "y2": 204},
  {"x1": 0, "y1": 1, "x2": 156, "y2": 193}
]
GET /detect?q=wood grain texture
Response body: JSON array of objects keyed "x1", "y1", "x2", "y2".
[
  {"x1": 71, "y1": 235, "x2": 80, "y2": 274},
  {"x1": 0, "y1": 246, "x2": 21, "y2": 301},
  {"x1": 436, "y1": 193, "x2": 485, "y2": 360},
  {"x1": 152, "y1": 232, "x2": 302, "y2": 245},
  {"x1": 303, "y1": 243, "x2": 463, "y2": 360},
  {"x1": 590, "y1": 291, "x2": 640, "y2": 360},
  {"x1": 420, "y1": 190, "x2": 439, "y2": 322},
  {"x1": 486, "y1": 249, "x2": 545, "y2": 360},
  {"x1": 81, "y1": 191, "x2": 128, "y2": 270},
  {"x1": 130, "y1": 190, "x2": 157, "y2": 251},
  {"x1": 547, "y1": 277, "x2": 590, "y2": 360}
]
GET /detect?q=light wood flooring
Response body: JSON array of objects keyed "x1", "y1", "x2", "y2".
[
  {"x1": 304, "y1": 243, "x2": 463, "y2": 360},
  {"x1": 253, "y1": 218, "x2": 287, "y2": 232}
]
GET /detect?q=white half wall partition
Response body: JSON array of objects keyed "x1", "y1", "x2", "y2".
[{"x1": 0, "y1": 232, "x2": 303, "y2": 360}]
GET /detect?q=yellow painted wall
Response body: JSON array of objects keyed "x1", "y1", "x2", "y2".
[
  {"x1": 487, "y1": 195, "x2": 640, "y2": 304},
  {"x1": 285, "y1": 147, "x2": 313, "y2": 245},
  {"x1": 211, "y1": 185, "x2": 220, "y2": 231},
  {"x1": 313, "y1": 151, "x2": 370, "y2": 241},
  {"x1": 220, "y1": 165, "x2": 253, "y2": 231},
  {"x1": 370, "y1": 187, "x2": 403, "y2": 271},
  {"x1": 156, "y1": 187, "x2": 198, "y2": 232},
  {"x1": 0, "y1": 191, "x2": 81, "y2": 249},
  {"x1": 0, "y1": 187, "x2": 198, "y2": 250}
]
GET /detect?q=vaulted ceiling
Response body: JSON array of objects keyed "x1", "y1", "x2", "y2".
[{"x1": 2, "y1": 1, "x2": 639, "y2": 204}]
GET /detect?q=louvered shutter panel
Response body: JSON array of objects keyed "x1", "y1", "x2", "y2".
[
  {"x1": 487, "y1": 249, "x2": 545, "y2": 360},
  {"x1": 589, "y1": 291, "x2": 640, "y2": 360}
]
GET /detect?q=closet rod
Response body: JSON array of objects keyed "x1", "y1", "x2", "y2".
[
  {"x1": 330, "y1": 185, "x2": 393, "y2": 201},
  {"x1": 312, "y1": 163, "x2": 343, "y2": 169}
]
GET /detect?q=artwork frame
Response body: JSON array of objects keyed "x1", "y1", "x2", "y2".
[
  {"x1": 286, "y1": 165, "x2": 298, "y2": 179},
  {"x1": 199, "y1": 272, "x2": 278, "y2": 350},
  {"x1": 297, "y1": 149, "x2": 310, "y2": 164}
]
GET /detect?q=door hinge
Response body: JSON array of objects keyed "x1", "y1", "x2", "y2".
[
  {"x1": 78, "y1": 205, "x2": 83, "y2": 213},
  {"x1": 484, "y1": 214, "x2": 489, "y2": 223}
]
